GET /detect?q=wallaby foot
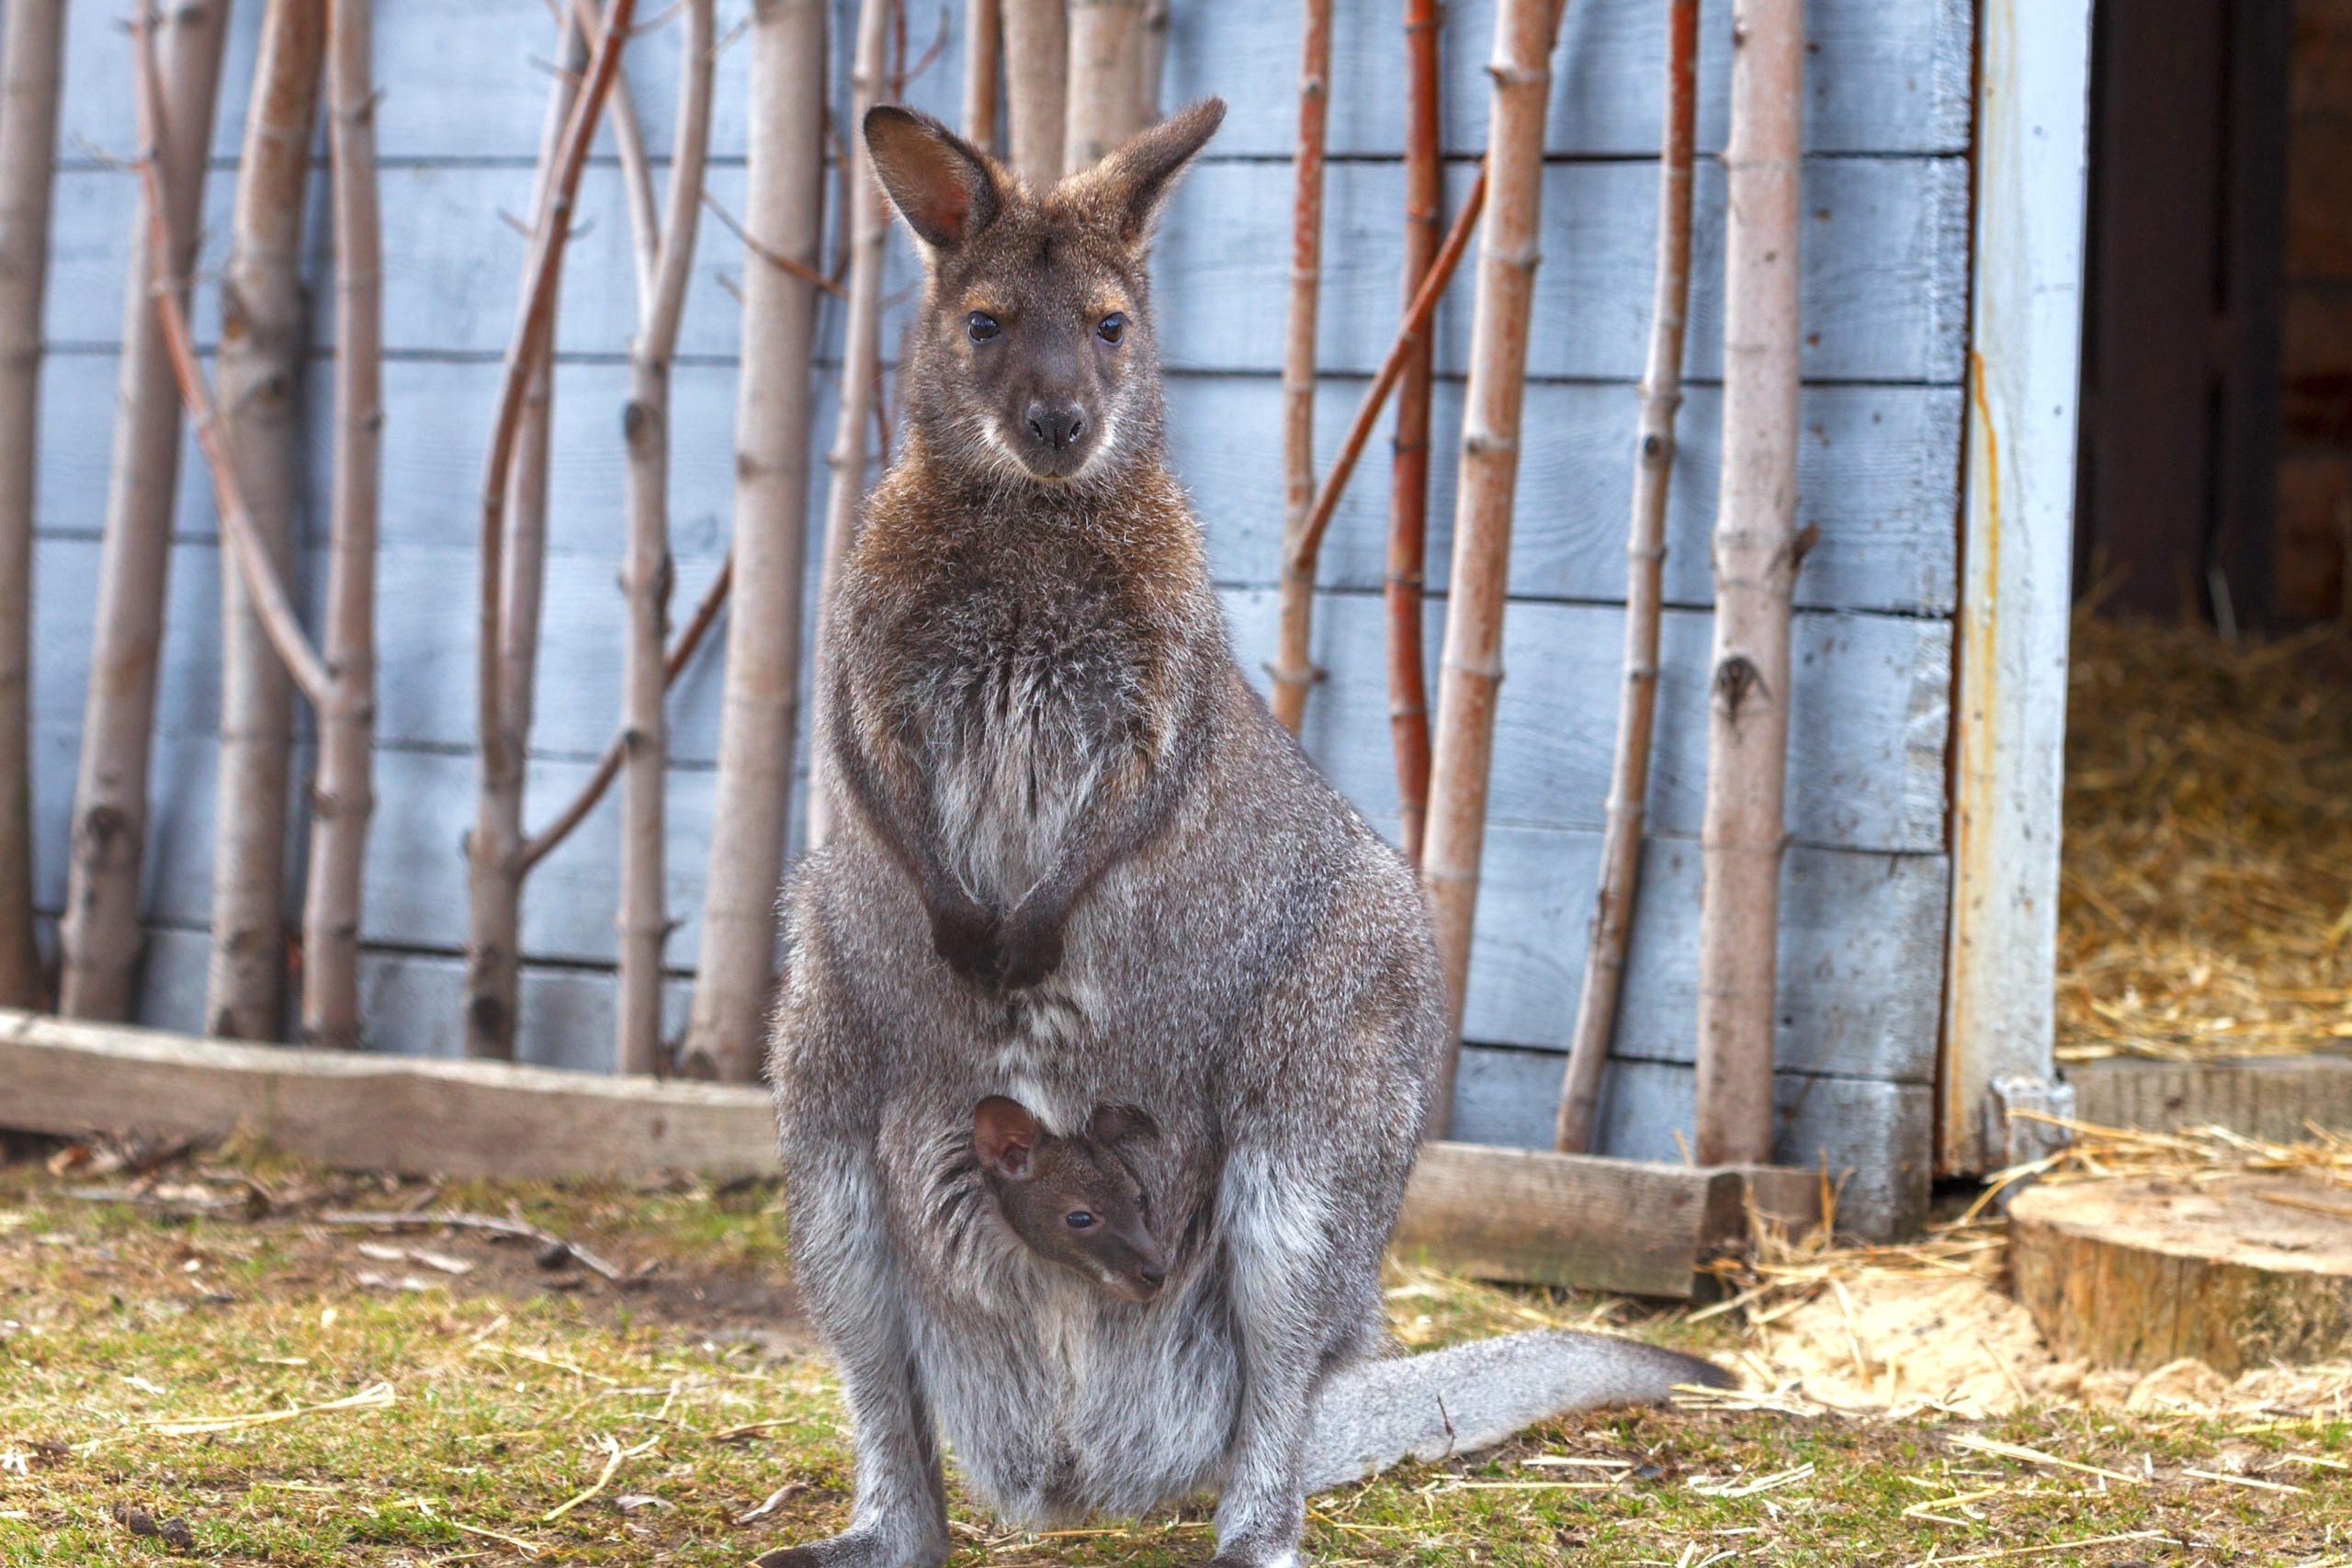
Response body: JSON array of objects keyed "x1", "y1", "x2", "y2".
[{"x1": 752, "y1": 1527, "x2": 946, "y2": 1568}]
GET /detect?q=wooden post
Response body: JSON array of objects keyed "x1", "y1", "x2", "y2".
[
  {"x1": 1139, "y1": 0, "x2": 1170, "y2": 117},
  {"x1": 1000, "y1": 0, "x2": 1065, "y2": 186},
  {"x1": 300, "y1": 0, "x2": 383, "y2": 1049},
  {"x1": 463, "y1": 0, "x2": 639, "y2": 1055},
  {"x1": 57, "y1": 0, "x2": 234, "y2": 1021},
  {"x1": 1940, "y1": 0, "x2": 2093, "y2": 1175},
  {"x1": 1385, "y1": 0, "x2": 1441, "y2": 863},
  {"x1": 0, "y1": 0, "x2": 69, "y2": 1010},
  {"x1": 678, "y1": 0, "x2": 825, "y2": 1084},
  {"x1": 1420, "y1": 0, "x2": 1562, "y2": 1134},
  {"x1": 1555, "y1": 0, "x2": 1699, "y2": 1154},
  {"x1": 805, "y1": 0, "x2": 892, "y2": 852},
  {"x1": 963, "y1": 0, "x2": 1000, "y2": 150},
  {"x1": 1267, "y1": 0, "x2": 1332, "y2": 736},
  {"x1": 616, "y1": 0, "x2": 717, "y2": 1077},
  {"x1": 463, "y1": 11, "x2": 583, "y2": 1062},
  {"x1": 206, "y1": 0, "x2": 325, "y2": 1042},
  {"x1": 1692, "y1": 0, "x2": 1804, "y2": 1168},
  {"x1": 1065, "y1": 0, "x2": 1147, "y2": 174}
]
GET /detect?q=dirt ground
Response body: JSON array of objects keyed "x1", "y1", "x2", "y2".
[{"x1": 4, "y1": 1139, "x2": 2349, "y2": 1566}]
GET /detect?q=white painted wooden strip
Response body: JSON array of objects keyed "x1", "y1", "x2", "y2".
[
  {"x1": 1939, "y1": 0, "x2": 2093, "y2": 1176},
  {"x1": 1171, "y1": 375, "x2": 1963, "y2": 615},
  {"x1": 1227, "y1": 589, "x2": 1951, "y2": 854},
  {"x1": 56, "y1": 0, "x2": 1970, "y2": 168},
  {"x1": 42, "y1": 155, "x2": 1970, "y2": 384},
  {"x1": 1450, "y1": 1043, "x2": 1932, "y2": 1238}
]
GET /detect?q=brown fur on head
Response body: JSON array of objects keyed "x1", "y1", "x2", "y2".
[
  {"x1": 972, "y1": 1095, "x2": 1168, "y2": 1303},
  {"x1": 863, "y1": 98, "x2": 1226, "y2": 489}
]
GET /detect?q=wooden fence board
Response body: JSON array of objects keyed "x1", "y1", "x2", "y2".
[
  {"x1": 42, "y1": 156, "x2": 1971, "y2": 385},
  {"x1": 55, "y1": 0, "x2": 1970, "y2": 166},
  {"x1": 2067, "y1": 1053, "x2": 2352, "y2": 1143}
]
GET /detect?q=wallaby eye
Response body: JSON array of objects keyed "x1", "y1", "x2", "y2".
[
  {"x1": 967, "y1": 311, "x2": 1001, "y2": 344},
  {"x1": 1096, "y1": 312, "x2": 1127, "y2": 345},
  {"x1": 1064, "y1": 1211, "x2": 1096, "y2": 1230}
]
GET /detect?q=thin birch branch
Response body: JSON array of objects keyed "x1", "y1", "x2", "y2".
[
  {"x1": 1556, "y1": 0, "x2": 1700, "y2": 1154},
  {"x1": 207, "y1": 0, "x2": 324, "y2": 1042},
  {"x1": 1694, "y1": 0, "x2": 1805, "y2": 1166},
  {"x1": 615, "y1": 0, "x2": 716, "y2": 1076},
  {"x1": 699, "y1": 188, "x2": 842, "y2": 295},
  {"x1": 567, "y1": 0, "x2": 660, "y2": 310},
  {"x1": 1385, "y1": 0, "x2": 1442, "y2": 866},
  {"x1": 1421, "y1": 0, "x2": 1566, "y2": 1133},
  {"x1": 962, "y1": 0, "x2": 1000, "y2": 148},
  {"x1": 0, "y1": 0, "x2": 70, "y2": 1010},
  {"x1": 1267, "y1": 0, "x2": 1332, "y2": 736},
  {"x1": 301, "y1": 0, "x2": 385, "y2": 1049}
]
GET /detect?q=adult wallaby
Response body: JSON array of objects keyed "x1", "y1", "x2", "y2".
[{"x1": 763, "y1": 100, "x2": 1727, "y2": 1568}]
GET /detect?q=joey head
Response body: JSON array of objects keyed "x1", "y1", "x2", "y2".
[{"x1": 972, "y1": 1095, "x2": 1166, "y2": 1303}]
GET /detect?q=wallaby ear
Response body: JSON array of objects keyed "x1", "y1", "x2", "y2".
[
  {"x1": 865, "y1": 105, "x2": 1003, "y2": 252},
  {"x1": 1089, "y1": 1103, "x2": 1159, "y2": 1148},
  {"x1": 1091, "y1": 97, "x2": 1226, "y2": 244},
  {"x1": 973, "y1": 1096, "x2": 1041, "y2": 1181}
]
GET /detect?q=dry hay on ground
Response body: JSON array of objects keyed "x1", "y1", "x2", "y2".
[
  {"x1": 2059, "y1": 613, "x2": 2352, "y2": 1063},
  {"x1": 1697, "y1": 1118, "x2": 2352, "y2": 1424}
]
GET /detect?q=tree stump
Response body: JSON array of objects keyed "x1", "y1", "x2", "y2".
[{"x1": 2009, "y1": 1174, "x2": 2352, "y2": 1374}]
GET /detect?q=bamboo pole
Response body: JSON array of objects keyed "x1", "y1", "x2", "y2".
[
  {"x1": 300, "y1": 0, "x2": 383, "y2": 1049},
  {"x1": 463, "y1": 12, "x2": 584, "y2": 1062},
  {"x1": 0, "y1": 0, "x2": 68, "y2": 1010},
  {"x1": 204, "y1": 0, "x2": 324, "y2": 1042},
  {"x1": 1065, "y1": 0, "x2": 1147, "y2": 173},
  {"x1": 963, "y1": 0, "x2": 1000, "y2": 149},
  {"x1": 1693, "y1": 0, "x2": 1805, "y2": 1167},
  {"x1": 1420, "y1": 0, "x2": 1564, "y2": 1135},
  {"x1": 615, "y1": 0, "x2": 716, "y2": 1077},
  {"x1": 58, "y1": 0, "x2": 234, "y2": 1021},
  {"x1": 1000, "y1": 0, "x2": 1065, "y2": 186},
  {"x1": 678, "y1": 0, "x2": 825, "y2": 1085},
  {"x1": 464, "y1": 0, "x2": 638, "y2": 1056},
  {"x1": 1555, "y1": 0, "x2": 1700, "y2": 1154},
  {"x1": 804, "y1": 0, "x2": 892, "y2": 852},
  {"x1": 1267, "y1": 0, "x2": 1332, "y2": 736},
  {"x1": 1385, "y1": 0, "x2": 1441, "y2": 864}
]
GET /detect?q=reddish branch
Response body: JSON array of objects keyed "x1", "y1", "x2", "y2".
[
  {"x1": 1556, "y1": 0, "x2": 1701, "y2": 1153},
  {"x1": 1386, "y1": 0, "x2": 1442, "y2": 864},
  {"x1": 1267, "y1": 0, "x2": 1332, "y2": 736}
]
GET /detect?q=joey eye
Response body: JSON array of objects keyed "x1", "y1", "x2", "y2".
[
  {"x1": 967, "y1": 311, "x2": 1000, "y2": 343},
  {"x1": 1064, "y1": 1211, "x2": 1096, "y2": 1230},
  {"x1": 1096, "y1": 312, "x2": 1127, "y2": 344}
]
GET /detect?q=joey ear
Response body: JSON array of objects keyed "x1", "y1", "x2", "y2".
[
  {"x1": 1089, "y1": 1103, "x2": 1159, "y2": 1148},
  {"x1": 973, "y1": 1095, "x2": 1041, "y2": 1180},
  {"x1": 865, "y1": 105, "x2": 1003, "y2": 252},
  {"x1": 1090, "y1": 97, "x2": 1226, "y2": 245}
]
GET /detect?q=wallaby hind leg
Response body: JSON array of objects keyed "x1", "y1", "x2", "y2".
[
  {"x1": 759, "y1": 1143, "x2": 951, "y2": 1568},
  {"x1": 1301, "y1": 1330, "x2": 1734, "y2": 1495}
]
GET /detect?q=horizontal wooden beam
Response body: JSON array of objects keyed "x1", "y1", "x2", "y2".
[
  {"x1": 2066, "y1": 1052, "x2": 2352, "y2": 1144},
  {"x1": 2, "y1": 1010, "x2": 1818, "y2": 1298}
]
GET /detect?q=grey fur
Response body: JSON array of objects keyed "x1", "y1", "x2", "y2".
[{"x1": 762, "y1": 102, "x2": 1727, "y2": 1568}]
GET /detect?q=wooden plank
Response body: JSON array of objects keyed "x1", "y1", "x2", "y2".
[
  {"x1": 0, "y1": 1009, "x2": 779, "y2": 1180},
  {"x1": 2067, "y1": 1053, "x2": 2352, "y2": 1145},
  {"x1": 55, "y1": 0, "x2": 1971, "y2": 166},
  {"x1": 41, "y1": 156, "x2": 1972, "y2": 385},
  {"x1": 1391, "y1": 1144, "x2": 1792, "y2": 1300},
  {"x1": 1229, "y1": 590, "x2": 1952, "y2": 856},
  {"x1": 1939, "y1": 0, "x2": 2094, "y2": 1176},
  {"x1": 1450, "y1": 1044, "x2": 1932, "y2": 1238},
  {"x1": 1176, "y1": 377, "x2": 1963, "y2": 615}
]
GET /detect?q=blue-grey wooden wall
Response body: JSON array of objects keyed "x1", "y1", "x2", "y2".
[{"x1": 23, "y1": 0, "x2": 1970, "y2": 1234}]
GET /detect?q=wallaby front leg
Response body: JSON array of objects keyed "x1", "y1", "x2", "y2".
[
  {"x1": 763, "y1": 1148, "x2": 949, "y2": 1568},
  {"x1": 1205, "y1": 1150, "x2": 1328, "y2": 1568}
]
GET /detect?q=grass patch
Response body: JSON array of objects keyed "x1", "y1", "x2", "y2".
[{"x1": 4, "y1": 1153, "x2": 2347, "y2": 1565}]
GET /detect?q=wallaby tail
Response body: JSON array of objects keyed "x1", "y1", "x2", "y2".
[{"x1": 1303, "y1": 1330, "x2": 1734, "y2": 1494}]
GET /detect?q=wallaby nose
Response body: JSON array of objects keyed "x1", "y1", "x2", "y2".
[{"x1": 1023, "y1": 400, "x2": 1087, "y2": 452}]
